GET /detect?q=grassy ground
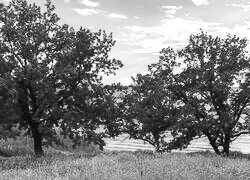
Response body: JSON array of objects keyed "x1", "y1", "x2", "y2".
[
  {"x1": 1, "y1": 137, "x2": 250, "y2": 180},
  {"x1": 1, "y1": 151, "x2": 250, "y2": 180}
]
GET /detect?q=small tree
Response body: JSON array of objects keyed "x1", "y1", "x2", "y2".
[
  {"x1": 122, "y1": 73, "x2": 178, "y2": 152},
  {"x1": 150, "y1": 31, "x2": 250, "y2": 156},
  {"x1": 0, "y1": 0, "x2": 123, "y2": 156}
]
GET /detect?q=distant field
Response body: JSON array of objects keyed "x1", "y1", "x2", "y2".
[
  {"x1": 104, "y1": 134, "x2": 250, "y2": 153},
  {"x1": 1, "y1": 151, "x2": 250, "y2": 180}
]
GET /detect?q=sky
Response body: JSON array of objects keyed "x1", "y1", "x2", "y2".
[{"x1": 1, "y1": 0, "x2": 250, "y2": 85}]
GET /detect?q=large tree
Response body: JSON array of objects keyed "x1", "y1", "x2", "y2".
[
  {"x1": 150, "y1": 32, "x2": 250, "y2": 156},
  {"x1": 0, "y1": 0, "x2": 123, "y2": 156},
  {"x1": 122, "y1": 73, "x2": 178, "y2": 152}
]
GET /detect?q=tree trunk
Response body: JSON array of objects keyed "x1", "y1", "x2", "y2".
[
  {"x1": 223, "y1": 130, "x2": 231, "y2": 157},
  {"x1": 205, "y1": 133, "x2": 221, "y2": 155},
  {"x1": 153, "y1": 132, "x2": 160, "y2": 152},
  {"x1": 30, "y1": 122, "x2": 44, "y2": 157},
  {"x1": 223, "y1": 140, "x2": 230, "y2": 156},
  {"x1": 17, "y1": 80, "x2": 44, "y2": 157},
  {"x1": 209, "y1": 139, "x2": 220, "y2": 155}
]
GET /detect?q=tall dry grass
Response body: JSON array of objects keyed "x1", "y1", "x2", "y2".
[{"x1": 1, "y1": 151, "x2": 250, "y2": 180}]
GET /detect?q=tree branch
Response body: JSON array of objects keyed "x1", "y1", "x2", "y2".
[
  {"x1": 231, "y1": 131, "x2": 250, "y2": 142},
  {"x1": 235, "y1": 96, "x2": 250, "y2": 123}
]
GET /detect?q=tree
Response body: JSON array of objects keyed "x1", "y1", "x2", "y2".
[
  {"x1": 122, "y1": 73, "x2": 178, "y2": 152},
  {"x1": 0, "y1": 0, "x2": 123, "y2": 156},
  {"x1": 150, "y1": 31, "x2": 250, "y2": 156}
]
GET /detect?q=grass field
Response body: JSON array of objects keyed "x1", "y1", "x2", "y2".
[
  {"x1": 1, "y1": 150, "x2": 250, "y2": 180},
  {"x1": 1, "y1": 137, "x2": 250, "y2": 180}
]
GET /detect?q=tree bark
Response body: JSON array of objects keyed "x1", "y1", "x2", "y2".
[
  {"x1": 205, "y1": 132, "x2": 221, "y2": 155},
  {"x1": 153, "y1": 132, "x2": 160, "y2": 152},
  {"x1": 30, "y1": 122, "x2": 44, "y2": 157},
  {"x1": 223, "y1": 130, "x2": 231, "y2": 157},
  {"x1": 17, "y1": 80, "x2": 44, "y2": 157},
  {"x1": 209, "y1": 139, "x2": 220, "y2": 155}
]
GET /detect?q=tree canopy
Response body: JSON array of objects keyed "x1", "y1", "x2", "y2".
[
  {"x1": 0, "y1": 0, "x2": 123, "y2": 156},
  {"x1": 150, "y1": 31, "x2": 250, "y2": 156},
  {"x1": 122, "y1": 73, "x2": 179, "y2": 152}
]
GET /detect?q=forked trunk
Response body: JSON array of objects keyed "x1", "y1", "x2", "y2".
[{"x1": 205, "y1": 130, "x2": 231, "y2": 156}]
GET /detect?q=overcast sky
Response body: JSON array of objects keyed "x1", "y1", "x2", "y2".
[{"x1": 1, "y1": 0, "x2": 250, "y2": 85}]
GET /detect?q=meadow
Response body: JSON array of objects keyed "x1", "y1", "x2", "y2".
[
  {"x1": 1, "y1": 137, "x2": 250, "y2": 180},
  {"x1": 2, "y1": 150, "x2": 250, "y2": 180}
]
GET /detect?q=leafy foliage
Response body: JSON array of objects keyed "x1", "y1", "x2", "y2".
[
  {"x1": 0, "y1": 0, "x2": 123, "y2": 156},
  {"x1": 150, "y1": 31, "x2": 250, "y2": 155},
  {"x1": 122, "y1": 73, "x2": 179, "y2": 152},
  {"x1": 0, "y1": 76, "x2": 20, "y2": 139}
]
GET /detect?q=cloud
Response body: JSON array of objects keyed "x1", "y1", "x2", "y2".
[
  {"x1": 64, "y1": 0, "x2": 70, "y2": 2},
  {"x1": 74, "y1": 8, "x2": 128, "y2": 20},
  {"x1": 121, "y1": 17, "x2": 221, "y2": 54},
  {"x1": 74, "y1": 8, "x2": 99, "y2": 16},
  {"x1": 121, "y1": 17, "x2": 250, "y2": 55},
  {"x1": 74, "y1": 1, "x2": 128, "y2": 20},
  {"x1": 108, "y1": 13, "x2": 128, "y2": 19},
  {"x1": 161, "y1": 6, "x2": 183, "y2": 13},
  {"x1": 80, "y1": 0, "x2": 99, "y2": 7},
  {"x1": 161, "y1": 6, "x2": 183, "y2": 18},
  {"x1": 212, "y1": 21, "x2": 250, "y2": 40},
  {"x1": 74, "y1": 8, "x2": 128, "y2": 19},
  {"x1": 191, "y1": 0, "x2": 210, "y2": 6},
  {"x1": 231, "y1": 3, "x2": 250, "y2": 12}
]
